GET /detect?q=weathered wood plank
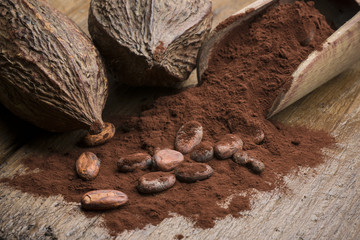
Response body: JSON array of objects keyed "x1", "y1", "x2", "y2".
[
  {"x1": 0, "y1": 107, "x2": 21, "y2": 162},
  {"x1": 48, "y1": 0, "x2": 90, "y2": 34},
  {"x1": 0, "y1": 105, "x2": 39, "y2": 165},
  {"x1": 0, "y1": 1, "x2": 359, "y2": 240}
]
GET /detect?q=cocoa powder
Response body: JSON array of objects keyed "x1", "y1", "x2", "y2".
[{"x1": 1, "y1": 1, "x2": 335, "y2": 236}]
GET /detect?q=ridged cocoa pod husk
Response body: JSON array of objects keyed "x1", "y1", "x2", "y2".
[
  {"x1": 88, "y1": 0, "x2": 212, "y2": 87},
  {"x1": 0, "y1": 0, "x2": 108, "y2": 133}
]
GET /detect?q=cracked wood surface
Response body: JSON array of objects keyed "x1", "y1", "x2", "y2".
[{"x1": 0, "y1": 0, "x2": 359, "y2": 239}]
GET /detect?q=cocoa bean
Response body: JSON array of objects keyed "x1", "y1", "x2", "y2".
[
  {"x1": 254, "y1": 129, "x2": 265, "y2": 145},
  {"x1": 175, "y1": 162, "x2": 213, "y2": 183},
  {"x1": 82, "y1": 122, "x2": 115, "y2": 147},
  {"x1": 117, "y1": 153, "x2": 152, "y2": 172},
  {"x1": 76, "y1": 152, "x2": 101, "y2": 181},
  {"x1": 233, "y1": 152, "x2": 265, "y2": 174},
  {"x1": 137, "y1": 172, "x2": 176, "y2": 194},
  {"x1": 232, "y1": 152, "x2": 249, "y2": 165},
  {"x1": 249, "y1": 159, "x2": 265, "y2": 174},
  {"x1": 153, "y1": 149, "x2": 184, "y2": 171},
  {"x1": 190, "y1": 141, "x2": 214, "y2": 162},
  {"x1": 88, "y1": 0, "x2": 212, "y2": 87},
  {"x1": 175, "y1": 121, "x2": 203, "y2": 154},
  {"x1": 299, "y1": 23, "x2": 316, "y2": 46},
  {"x1": 81, "y1": 190, "x2": 128, "y2": 210},
  {"x1": 214, "y1": 134, "x2": 243, "y2": 159},
  {"x1": 0, "y1": 0, "x2": 108, "y2": 133}
]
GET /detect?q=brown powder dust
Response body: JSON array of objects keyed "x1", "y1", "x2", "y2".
[{"x1": 1, "y1": 1, "x2": 335, "y2": 236}]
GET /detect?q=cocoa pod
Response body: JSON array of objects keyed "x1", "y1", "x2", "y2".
[
  {"x1": 88, "y1": 0, "x2": 212, "y2": 87},
  {"x1": 0, "y1": 0, "x2": 108, "y2": 133},
  {"x1": 76, "y1": 152, "x2": 101, "y2": 181},
  {"x1": 82, "y1": 122, "x2": 115, "y2": 147},
  {"x1": 81, "y1": 190, "x2": 128, "y2": 210}
]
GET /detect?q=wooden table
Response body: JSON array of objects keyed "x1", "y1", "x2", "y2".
[{"x1": 0, "y1": 1, "x2": 359, "y2": 239}]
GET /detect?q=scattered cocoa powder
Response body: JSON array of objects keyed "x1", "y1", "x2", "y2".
[
  {"x1": 118, "y1": 153, "x2": 149, "y2": 166},
  {"x1": 176, "y1": 163, "x2": 208, "y2": 174},
  {"x1": 1, "y1": 1, "x2": 335, "y2": 236}
]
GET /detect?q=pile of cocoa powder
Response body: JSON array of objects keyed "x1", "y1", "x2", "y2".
[{"x1": 1, "y1": 1, "x2": 335, "y2": 236}]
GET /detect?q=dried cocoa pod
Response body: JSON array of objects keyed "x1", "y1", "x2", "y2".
[
  {"x1": 81, "y1": 190, "x2": 128, "y2": 210},
  {"x1": 0, "y1": 0, "x2": 108, "y2": 133},
  {"x1": 88, "y1": 0, "x2": 212, "y2": 87},
  {"x1": 76, "y1": 152, "x2": 101, "y2": 180}
]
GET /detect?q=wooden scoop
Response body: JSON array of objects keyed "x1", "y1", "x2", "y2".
[{"x1": 197, "y1": 0, "x2": 360, "y2": 118}]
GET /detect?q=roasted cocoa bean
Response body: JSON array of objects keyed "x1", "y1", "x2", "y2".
[
  {"x1": 232, "y1": 152, "x2": 250, "y2": 165},
  {"x1": 0, "y1": 0, "x2": 108, "y2": 133},
  {"x1": 137, "y1": 172, "x2": 176, "y2": 194},
  {"x1": 175, "y1": 162, "x2": 213, "y2": 183},
  {"x1": 117, "y1": 153, "x2": 152, "y2": 172},
  {"x1": 249, "y1": 159, "x2": 265, "y2": 174},
  {"x1": 190, "y1": 141, "x2": 214, "y2": 162},
  {"x1": 76, "y1": 152, "x2": 101, "y2": 180},
  {"x1": 175, "y1": 121, "x2": 203, "y2": 154},
  {"x1": 299, "y1": 24, "x2": 316, "y2": 46},
  {"x1": 82, "y1": 122, "x2": 115, "y2": 147},
  {"x1": 233, "y1": 152, "x2": 265, "y2": 174},
  {"x1": 254, "y1": 129, "x2": 265, "y2": 145},
  {"x1": 81, "y1": 190, "x2": 128, "y2": 210},
  {"x1": 153, "y1": 149, "x2": 184, "y2": 171},
  {"x1": 214, "y1": 134, "x2": 243, "y2": 159}
]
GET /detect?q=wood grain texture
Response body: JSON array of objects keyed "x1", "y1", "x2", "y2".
[{"x1": 0, "y1": 0, "x2": 359, "y2": 239}]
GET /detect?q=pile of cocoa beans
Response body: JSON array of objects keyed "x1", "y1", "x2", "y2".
[{"x1": 78, "y1": 121, "x2": 265, "y2": 210}]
